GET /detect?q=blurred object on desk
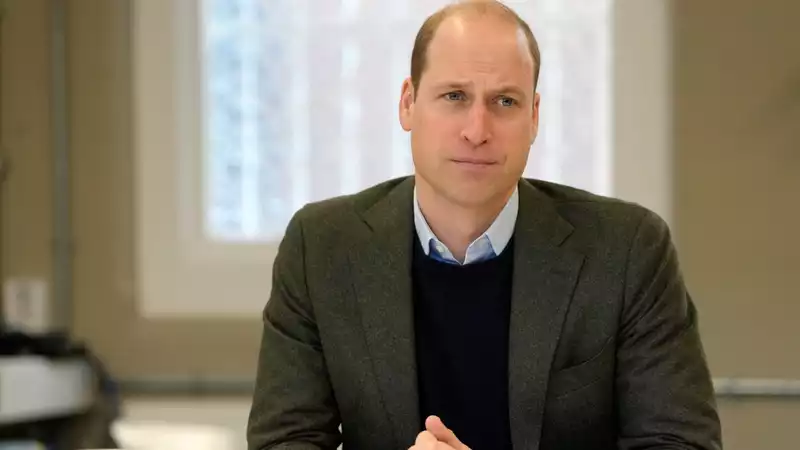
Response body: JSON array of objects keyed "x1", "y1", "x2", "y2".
[
  {"x1": 0, "y1": 442, "x2": 46, "y2": 450},
  {"x1": 0, "y1": 331, "x2": 120, "y2": 449},
  {"x1": 0, "y1": 356, "x2": 92, "y2": 425}
]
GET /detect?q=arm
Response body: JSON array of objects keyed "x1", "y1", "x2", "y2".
[
  {"x1": 247, "y1": 208, "x2": 342, "y2": 450},
  {"x1": 616, "y1": 210, "x2": 722, "y2": 450}
]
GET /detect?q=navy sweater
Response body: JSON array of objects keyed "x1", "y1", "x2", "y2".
[{"x1": 412, "y1": 235, "x2": 514, "y2": 450}]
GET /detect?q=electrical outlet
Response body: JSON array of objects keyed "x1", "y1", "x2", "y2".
[{"x1": 3, "y1": 277, "x2": 51, "y2": 334}]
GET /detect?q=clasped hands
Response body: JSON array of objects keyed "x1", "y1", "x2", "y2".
[{"x1": 409, "y1": 416, "x2": 471, "y2": 450}]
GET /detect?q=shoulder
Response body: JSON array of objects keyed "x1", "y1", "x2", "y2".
[
  {"x1": 289, "y1": 176, "x2": 411, "y2": 230},
  {"x1": 523, "y1": 178, "x2": 671, "y2": 248}
]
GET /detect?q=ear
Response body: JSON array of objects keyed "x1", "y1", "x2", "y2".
[
  {"x1": 399, "y1": 77, "x2": 415, "y2": 132},
  {"x1": 530, "y1": 91, "x2": 541, "y2": 143}
]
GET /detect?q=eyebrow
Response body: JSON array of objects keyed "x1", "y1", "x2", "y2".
[{"x1": 431, "y1": 81, "x2": 527, "y2": 100}]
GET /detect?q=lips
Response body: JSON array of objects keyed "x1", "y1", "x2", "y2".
[{"x1": 451, "y1": 158, "x2": 497, "y2": 165}]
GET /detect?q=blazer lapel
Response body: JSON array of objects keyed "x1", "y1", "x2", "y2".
[
  {"x1": 348, "y1": 177, "x2": 420, "y2": 448},
  {"x1": 508, "y1": 180, "x2": 585, "y2": 450}
]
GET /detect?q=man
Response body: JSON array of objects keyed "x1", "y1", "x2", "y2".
[{"x1": 247, "y1": 1, "x2": 722, "y2": 449}]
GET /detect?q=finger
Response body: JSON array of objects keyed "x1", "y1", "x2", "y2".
[
  {"x1": 425, "y1": 415, "x2": 467, "y2": 449},
  {"x1": 415, "y1": 430, "x2": 439, "y2": 447},
  {"x1": 410, "y1": 443, "x2": 456, "y2": 450},
  {"x1": 409, "y1": 444, "x2": 452, "y2": 450}
]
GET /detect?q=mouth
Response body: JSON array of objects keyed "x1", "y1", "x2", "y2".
[{"x1": 450, "y1": 158, "x2": 498, "y2": 166}]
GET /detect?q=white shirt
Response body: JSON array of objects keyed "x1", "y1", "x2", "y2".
[{"x1": 413, "y1": 187, "x2": 519, "y2": 265}]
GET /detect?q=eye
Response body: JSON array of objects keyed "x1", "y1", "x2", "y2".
[
  {"x1": 444, "y1": 91, "x2": 466, "y2": 102},
  {"x1": 497, "y1": 96, "x2": 517, "y2": 107}
]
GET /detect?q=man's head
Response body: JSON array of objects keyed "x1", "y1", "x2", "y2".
[
  {"x1": 410, "y1": 1, "x2": 541, "y2": 96},
  {"x1": 399, "y1": 0, "x2": 542, "y2": 210}
]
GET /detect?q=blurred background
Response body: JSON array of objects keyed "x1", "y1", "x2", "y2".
[{"x1": 0, "y1": 0, "x2": 797, "y2": 449}]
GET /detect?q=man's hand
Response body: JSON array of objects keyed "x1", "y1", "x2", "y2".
[{"x1": 409, "y1": 416, "x2": 471, "y2": 450}]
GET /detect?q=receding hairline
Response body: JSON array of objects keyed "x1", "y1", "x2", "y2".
[
  {"x1": 410, "y1": 1, "x2": 542, "y2": 95},
  {"x1": 439, "y1": 0, "x2": 527, "y2": 21}
]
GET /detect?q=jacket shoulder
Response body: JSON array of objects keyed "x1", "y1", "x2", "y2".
[
  {"x1": 524, "y1": 178, "x2": 670, "y2": 241},
  {"x1": 291, "y1": 176, "x2": 411, "y2": 228}
]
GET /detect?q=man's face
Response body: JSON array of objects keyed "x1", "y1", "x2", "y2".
[{"x1": 400, "y1": 14, "x2": 540, "y2": 209}]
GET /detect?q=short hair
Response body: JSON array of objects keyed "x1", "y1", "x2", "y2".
[{"x1": 410, "y1": 1, "x2": 542, "y2": 95}]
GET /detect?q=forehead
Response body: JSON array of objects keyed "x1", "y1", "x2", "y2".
[{"x1": 422, "y1": 13, "x2": 534, "y2": 87}]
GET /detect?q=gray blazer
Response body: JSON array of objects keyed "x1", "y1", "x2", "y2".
[{"x1": 247, "y1": 176, "x2": 721, "y2": 450}]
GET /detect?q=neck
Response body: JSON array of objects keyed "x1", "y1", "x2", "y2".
[{"x1": 416, "y1": 179, "x2": 513, "y2": 263}]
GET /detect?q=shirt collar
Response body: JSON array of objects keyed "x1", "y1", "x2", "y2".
[{"x1": 413, "y1": 185, "x2": 519, "y2": 264}]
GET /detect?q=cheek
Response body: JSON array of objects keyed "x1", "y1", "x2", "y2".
[
  {"x1": 494, "y1": 122, "x2": 534, "y2": 153},
  {"x1": 416, "y1": 104, "x2": 464, "y2": 129},
  {"x1": 409, "y1": 131, "x2": 436, "y2": 168},
  {"x1": 413, "y1": 114, "x2": 460, "y2": 146}
]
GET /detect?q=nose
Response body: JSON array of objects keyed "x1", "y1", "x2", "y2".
[{"x1": 460, "y1": 103, "x2": 491, "y2": 146}]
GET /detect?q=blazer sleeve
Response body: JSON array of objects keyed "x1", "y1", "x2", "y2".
[
  {"x1": 247, "y1": 208, "x2": 342, "y2": 450},
  {"x1": 616, "y1": 210, "x2": 723, "y2": 450}
]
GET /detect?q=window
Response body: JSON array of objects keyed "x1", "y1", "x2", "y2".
[
  {"x1": 134, "y1": 0, "x2": 666, "y2": 319},
  {"x1": 201, "y1": 0, "x2": 612, "y2": 243}
]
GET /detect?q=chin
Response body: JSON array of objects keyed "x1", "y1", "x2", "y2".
[{"x1": 441, "y1": 184, "x2": 504, "y2": 209}]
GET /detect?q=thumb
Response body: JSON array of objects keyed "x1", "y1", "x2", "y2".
[{"x1": 425, "y1": 416, "x2": 468, "y2": 449}]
